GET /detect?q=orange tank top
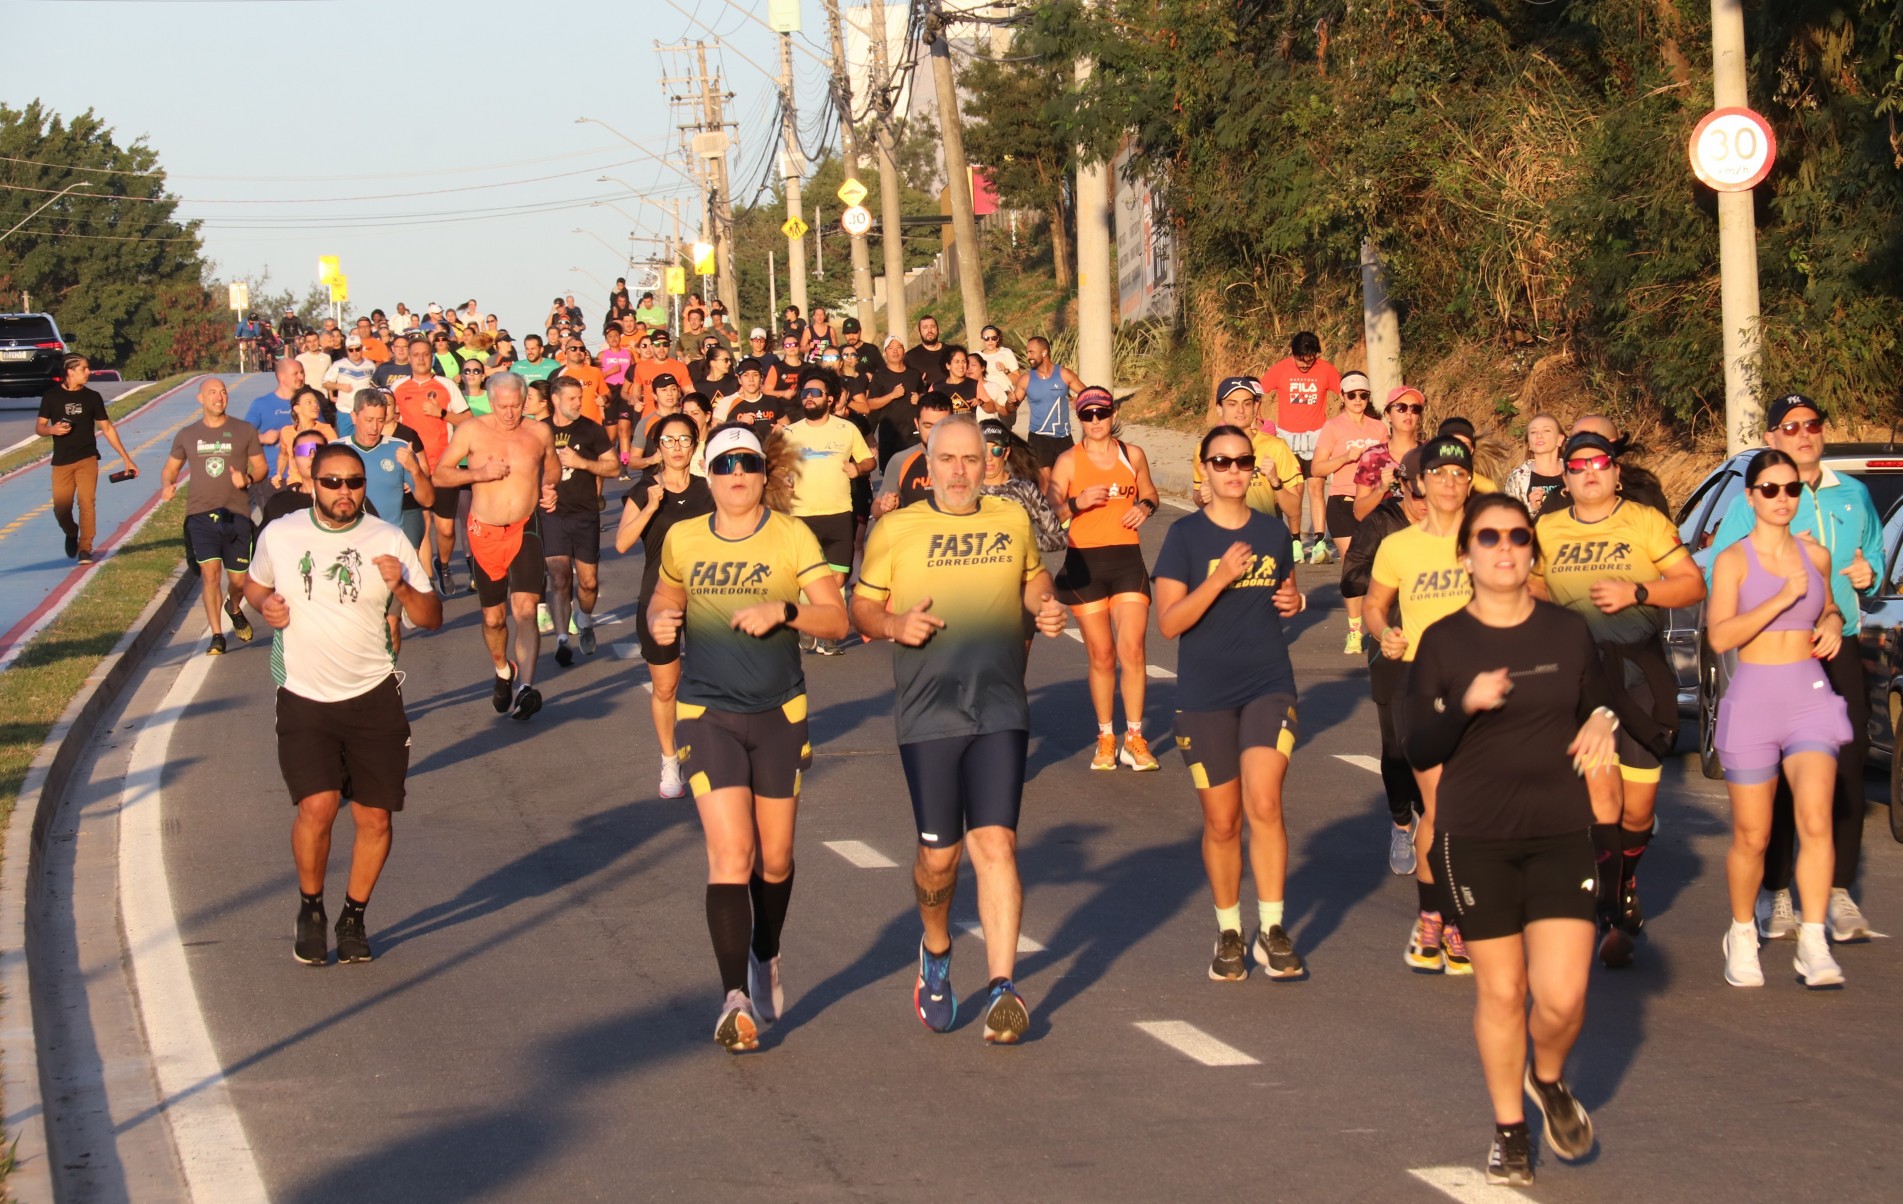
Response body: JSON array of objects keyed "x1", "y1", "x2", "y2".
[{"x1": 1067, "y1": 440, "x2": 1140, "y2": 548}]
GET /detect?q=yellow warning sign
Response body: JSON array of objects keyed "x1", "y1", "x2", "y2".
[
  {"x1": 781, "y1": 216, "x2": 809, "y2": 241},
  {"x1": 837, "y1": 178, "x2": 868, "y2": 207},
  {"x1": 666, "y1": 266, "x2": 687, "y2": 296}
]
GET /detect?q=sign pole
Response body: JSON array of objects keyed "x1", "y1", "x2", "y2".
[{"x1": 1711, "y1": 0, "x2": 1763, "y2": 455}]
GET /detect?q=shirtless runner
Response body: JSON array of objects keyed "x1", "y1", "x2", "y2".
[{"x1": 431, "y1": 371, "x2": 559, "y2": 720}]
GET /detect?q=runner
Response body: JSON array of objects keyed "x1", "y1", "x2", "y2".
[
  {"x1": 247, "y1": 442, "x2": 442, "y2": 966},
  {"x1": 979, "y1": 419, "x2": 1066, "y2": 555},
  {"x1": 780, "y1": 369, "x2": 874, "y2": 655},
  {"x1": 1406, "y1": 492, "x2": 1614, "y2": 1186},
  {"x1": 941, "y1": 347, "x2": 981, "y2": 413},
  {"x1": 1530, "y1": 432, "x2": 1706, "y2": 967},
  {"x1": 1311, "y1": 371, "x2": 1390, "y2": 651},
  {"x1": 976, "y1": 325, "x2": 1020, "y2": 424},
  {"x1": 244, "y1": 359, "x2": 305, "y2": 511},
  {"x1": 1505, "y1": 414, "x2": 1566, "y2": 515},
  {"x1": 1706, "y1": 448, "x2": 1853, "y2": 989},
  {"x1": 637, "y1": 331, "x2": 692, "y2": 416},
  {"x1": 852, "y1": 414, "x2": 1068, "y2": 1043},
  {"x1": 1155, "y1": 425, "x2": 1311, "y2": 982},
  {"x1": 1049, "y1": 386, "x2": 1162, "y2": 772},
  {"x1": 647, "y1": 424, "x2": 849, "y2": 1052},
  {"x1": 258, "y1": 430, "x2": 325, "y2": 530},
  {"x1": 431, "y1": 372, "x2": 559, "y2": 721},
  {"x1": 322, "y1": 337, "x2": 377, "y2": 422},
  {"x1": 1013, "y1": 336, "x2": 1084, "y2": 492},
  {"x1": 867, "y1": 336, "x2": 926, "y2": 463},
  {"x1": 1258, "y1": 332, "x2": 1342, "y2": 562},
  {"x1": 271, "y1": 388, "x2": 337, "y2": 489},
  {"x1": 904, "y1": 315, "x2": 953, "y2": 387},
  {"x1": 1190, "y1": 378, "x2": 1302, "y2": 532},
  {"x1": 546, "y1": 376, "x2": 619, "y2": 668},
  {"x1": 393, "y1": 339, "x2": 472, "y2": 597},
  {"x1": 717, "y1": 358, "x2": 773, "y2": 425},
  {"x1": 874, "y1": 393, "x2": 955, "y2": 515},
  {"x1": 38, "y1": 353, "x2": 137, "y2": 564},
  {"x1": 1363, "y1": 434, "x2": 1478, "y2": 972},
  {"x1": 161, "y1": 377, "x2": 270, "y2": 655},
  {"x1": 1352, "y1": 385, "x2": 1426, "y2": 522}
]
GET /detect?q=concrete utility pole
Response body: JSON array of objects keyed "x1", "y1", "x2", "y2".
[
  {"x1": 868, "y1": 0, "x2": 908, "y2": 341},
  {"x1": 697, "y1": 41, "x2": 742, "y2": 325},
  {"x1": 1360, "y1": 240, "x2": 1403, "y2": 406},
  {"x1": 1074, "y1": 0, "x2": 1115, "y2": 388},
  {"x1": 1712, "y1": 0, "x2": 1763, "y2": 454},
  {"x1": 925, "y1": 5, "x2": 988, "y2": 340},
  {"x1": 779, "y1": 31, "x2": 810, "y2": 318},
  {"x1": 824, "y1": 0, "x2": 878, "y2": 333}
]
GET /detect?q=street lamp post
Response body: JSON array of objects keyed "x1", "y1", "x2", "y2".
[{"x1": 0, "y1": 181, "x2": 92, "y2": 245}]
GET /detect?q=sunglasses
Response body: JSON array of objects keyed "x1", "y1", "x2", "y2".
[
  {"x1": 315, "y1": 475, "x2": 367, "y2": 490},
  {"x1": 1751, "y1": 481, "x2": 1805, "y2": 499},
  {"x1": 1386, "y1": 402, "x2": 1423, "y2": 415},
  {"x1": 983, "y1": 333, "x2": 1000, "y2": 341},
  {"x1": 1077, "y1": 406, "x2": 1115, "y2": 422},
  {"x1": 463, "y1": 367, "x2": 484, "y2": 375},
  {"x1": 1205, "y1": 454, "x2": 1257, "y2": 472},
  {"x1": 1565, "y1": 454, "x2": 1613, "y2": 474},
  {"x1": 987, "y1": 442, "x2": 1007, "y2": 456},
  {"x1": 710, "y1": 451, "x2": 765, "y2": 476},
  {"x1": 1471, "y1": 526, "x2": 1532, "y2": 549},
  {"x1": 292, "y1": 443, "x2": 325, "y2": 457},
  {"x1": 801, "y1": 388, "x2": 828, "y2": 399},
  {"x1": 1776, "y1": 418, "x2": 1824, "y2": 436},
  {"x1": 1345, "y1": 390, "x2": 1371, "y2": 400}
]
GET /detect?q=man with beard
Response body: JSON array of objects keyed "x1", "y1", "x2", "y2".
[{"x1": 781, "y1": 369, "x2": 875, "y2": 656}]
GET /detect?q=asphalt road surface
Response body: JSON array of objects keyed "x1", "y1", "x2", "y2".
[
  {"x1": 0, "y1": 379, "x2": 149, "y2": 450},
  {"x1": 41, "y1": 497, "x2": 1903, "y2": 1202}
]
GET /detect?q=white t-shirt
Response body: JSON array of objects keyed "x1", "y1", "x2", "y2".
[
  {"x1": 251, "y1": 511, "x2": 432, "y2": 703},
  {"x1": 982, "y1": 346, "x2": 1020, "y2": 411},
  {"x1": 324, "y1": 357, "x2": 378, "y2": 412},
  {"x1": 295, "y1": 352, "x2": 333, "y2": 392}
]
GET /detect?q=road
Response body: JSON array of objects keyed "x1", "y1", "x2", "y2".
[
  {"x1": 0, "y1": 379, "x2": 150, "y2": 452},
  {"x1": 36, "y1": 495, "x2": 1903, "y2": 1202}
]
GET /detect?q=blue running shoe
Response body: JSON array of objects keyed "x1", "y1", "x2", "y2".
[
  {"x1": 982, "y1": 978, "x2": 1029, "y2": 1045},
  {"x1": 914, "y1": 938, "x2": 957, "y2": 1032}
]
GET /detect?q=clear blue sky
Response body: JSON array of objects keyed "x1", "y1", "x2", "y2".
[{"x1": 6, "y1": 0, "x2": 844, "y2": 339}]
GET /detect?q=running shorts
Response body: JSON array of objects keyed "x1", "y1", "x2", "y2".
[
  {"x1": 1610, "y1": 674, "x2": 1665, "y2": 784},
  {"x1": 1435, "y1": 829, "x2": 1598, "y2": 942},
  {"x1": 1174, "y1": 693, "x2": 1298, "y2": 790},
  {"x1": 470, "y1": 514, "x2": 547, "y2": 608},
  {"x1": 1714, "y1": 659, "x2": 1852, "y2": 785},
  {"x1": 429, "y1": 482, "x2": 466, "y2": 522},
  {"x1": 1054, "y1": 544, "x2": 1150, "y2": 614},
  {"x1": 275, "y1": 676, "x2": 412, "y2": 811},
  {"x1": 184, "y1": 509, "x2": 254, "y2": 573},
  {"x1": 399, "y1": 508, "x2": 427, "y2": 548},
  {"x1": 898, "y1": 729, "x2": 1029, "y2": 848},
  {"x1": 675, "y1": 695, "x2": 811, "y2": 800},
  {"x1": 1028, "y1": 432, "x2": 1073, "y2": 471},
  {"x1": 1324, "y1": 495, "x2": 1361, "y2": 541},
  {"x1": 800, "y1": 512, "x2": 855, "y2": 576},
  {"x1": 1279, "y1": 428, "x2": 1319, "y2": 465},
  {"x1": 636, "y1": 594, "x2": 681, "y2": 667},
  {"x1": 542, "y1": 510, "x2": 602, "y2": 565}
]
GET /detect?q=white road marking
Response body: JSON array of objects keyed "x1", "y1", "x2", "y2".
[
  {"x1": 1162, "y1": 497, "x2": 1195, "y2": 512},
  {"x1": 1410, "y1": 1165, "x2": 1526, "y2": 1200},
  {"x1": 1133, "y1": 1021, "x2": 1260, "y2": 1067},
  {"x1": 119, "y1": 647, "x2": 271, "y2": 1203},
  {"x1": 824, "y1": 839, "x2": 898, "y2": 869},
  {"x1": 1065, "y1": 628, "x2": 1084, "y2": 643},
  {"x1": 612, "y1": 642, "x2": 641, "y2": 660},
  {"x1": 1335, "y1": 754, "x2": 1384, "y2": 774},
  {"x1": 956, "y1": 920, "x2": 1046, "y2": 953}
]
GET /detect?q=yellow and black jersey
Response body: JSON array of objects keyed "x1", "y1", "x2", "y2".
[
  {"x1": 1370, "y1": 524, "x2": 1471, "y2": 662},
  {"x1": 1533, "y1": 500, "x2": 1688, "y2": 645}
]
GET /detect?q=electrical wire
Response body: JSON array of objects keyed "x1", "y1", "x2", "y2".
[{"x1": 0, "y1": 144, "x2": 650, "y2": 183}]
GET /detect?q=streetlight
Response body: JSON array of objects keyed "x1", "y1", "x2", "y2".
[
  {"x1": 572, "y1": 228, "x2": 631, "y2": 263},
  {"x1": 0, "y1": 181, "x2": 92, "y2": 245},
  {"x1": 574, "y1": 117, "x2": 705, "y2": 190},
  {"x1": 589, "y1": 201, "x2": 674, "y2": 253}
]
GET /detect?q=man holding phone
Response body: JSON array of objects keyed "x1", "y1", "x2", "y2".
[{"x1": 38, "y1": 353, "x2": 137, "y2": 564}]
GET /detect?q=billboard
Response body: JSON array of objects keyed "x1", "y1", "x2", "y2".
[{"x1": 1112, "y1": 141, "x2": 1177, "y2": 325}]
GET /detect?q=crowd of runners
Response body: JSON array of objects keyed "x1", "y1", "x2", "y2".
[{"x1": 39, "y1": 288, "x2": 1889, "y2": 1188}]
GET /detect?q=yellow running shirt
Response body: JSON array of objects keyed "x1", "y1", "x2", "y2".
[
  {"x1": 1533, "y1": 500, "x2": 1688, "y2": 646},
  {"x1": 1191, "y1": 430, "x2": 1303, "y2": 515},
  {"x1": 1370, "y1": 524, "x2": 1471, "y2": 661},
  {"x1": 781, "y1": 417, "x2": 871, "y2": 517}
]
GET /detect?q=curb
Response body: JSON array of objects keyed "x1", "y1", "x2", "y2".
[{"x1": 0, "y1": 561, "x2": 194, "y2": 1201}]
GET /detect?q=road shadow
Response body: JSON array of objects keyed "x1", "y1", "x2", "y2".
[{"x1": 1282, "y1": 795, "x2": 1397, "y2": 954}]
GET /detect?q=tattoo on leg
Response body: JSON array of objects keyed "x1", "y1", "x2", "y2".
[{"x1": 914, "y1": 877, "x2": 955, "y2": 908}]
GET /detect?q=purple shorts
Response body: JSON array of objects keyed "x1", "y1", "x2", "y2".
[{"x1": 1714, "y1": 659, "x2": 1852, "y2": 785}]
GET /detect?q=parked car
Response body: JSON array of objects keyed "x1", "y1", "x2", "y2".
[
  {"x1": 88, "y1": 368, "x2": 122, "y2": 382},
  {"x1": 0, "y1": 313, "x2": 67, "y2": 396}
]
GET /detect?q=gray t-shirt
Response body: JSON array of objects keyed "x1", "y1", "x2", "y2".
[{"x1": 169, "y1": 418, "x2": 264, "y2": 516}]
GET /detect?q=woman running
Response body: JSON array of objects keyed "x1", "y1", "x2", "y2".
[
  {"x1": 1504, "y1": 414, "x2": 1566, "y2": 515},
  {"x1": 1310, "y1": 371, "x2": 1390, "y2": 652},
  {"x1": 1352, "y1": 385, "x2": 1425, "y2": 522},
  {"x1": 1706, "y1": 449, "x2": 1851, "y2": 989},
  {"x1": 646, "y1": 424, "x2": 849, "y2": 1052},
  {"x1": 1406, "y1": 492, "x2": 1615, "y2": 1186},
  {"x1": 980, "y1": 419, "x2": 1066, "y2": 554},
  {"x1": 1156, "y1": 425, "x2": 1311, "y2": 983},
  {"x1": 272, "y1": 388, "x2": 337, "y2": 488},
  {"x1": 1048, "y1": 386, "x2": 1162, "y2": 772}
]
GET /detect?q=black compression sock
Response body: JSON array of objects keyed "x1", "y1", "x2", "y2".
[
  {"x1": 1416, "y1": 881, "x2": 1439, "y2": 915},
  {"x1": 748, "y1": 865, "x2": 796, "y2": 961},
  {"x1": 706, "y1": 883, "x2": 753, "y2": 995},
  {"x1": 1620, "y1": 823, "x2": 1654, "y2": 883},
  {"x1": 1592, "y1": 823, "x2": 1623, "y2": 916},
  {"x1": 341, "y1": 895, "x2": 367, "y2": 921},
  {"x1": 299, "y1": 891, "x2": 324, "y2": 910}
]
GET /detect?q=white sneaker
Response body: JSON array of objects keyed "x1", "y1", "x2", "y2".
[
  {"x1": 1755, "y1": 888, "x2": 1798, "y2": 941},
  {"x1": 1723, "y1": 925, "x2": 1764, "y2": 987},
  {"x1": 536, "y1": 603, "x2": 555, "y2": 634},
  {"x1": 1827, "y1": 888, "x2": 1874, "y2": 942},
  {"x1": 749, "y1": 950, "x2": 783, "y2": 1023},
  {"x1": 658, "y1": 754, "x2": 686, "y2": 799},
  {"x1": 1795, "y1": 927, "x2": 1845, "y2": 988},
  {"x1": 713, "y1": 988, "x2": 759, "y2": 1052}
]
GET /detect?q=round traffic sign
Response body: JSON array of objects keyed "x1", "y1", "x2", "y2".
[
  {"x1": 1689, "y1": 107, "x2": 1776, "y2": 192},
  {"x1": 840, "y1": 205, "x2": 873, "y2": 236}
]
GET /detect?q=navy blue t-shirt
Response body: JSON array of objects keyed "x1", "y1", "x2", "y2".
[{"x1": 1153, "y1": 508, "x2": 1297, "y2": 711}]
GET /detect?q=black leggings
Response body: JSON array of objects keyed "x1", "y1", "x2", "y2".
[
  {"x1": 1763, "y1": 641, "x2": 1868, "y2": 891},
  {"x1": 1369, "y1": 654, "x2": 1423, "y2": 826}
]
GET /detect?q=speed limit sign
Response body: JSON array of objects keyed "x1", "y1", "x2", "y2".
[
  {"x1": 840, "y1": 204, "x2": 874, "y2": 236},
  {"x1": 1689, "y1": 106, "x2": 1776, "y2": 192}
]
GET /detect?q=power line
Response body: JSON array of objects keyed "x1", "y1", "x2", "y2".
[
  {"x1": 0, "y1": 157, "x2": 667, "y2": 205},
  {"x1": 0, "y1": 144, "x2": 652, "y2": 183}
]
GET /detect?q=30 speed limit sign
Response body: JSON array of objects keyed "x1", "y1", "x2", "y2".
[
  {"x1": 1689, "y1": 106, "x2": 1776, "y2": 192},
  {"x1": 840, "y1": 204, "x2": 874, "y2": 236}
]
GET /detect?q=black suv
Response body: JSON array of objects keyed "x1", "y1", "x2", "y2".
[{"x1": 0, "y1": 313, "x2": 67, "y2": 397}]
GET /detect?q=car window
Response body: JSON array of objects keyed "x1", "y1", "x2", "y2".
[
  {"x1": 1854, "y1": 471, "x2": 1903, "y2": 522},
  {"x1": 1883, "y1": 498, "x2": 1903, "y2": 596},
  {"x1": 1691, "y1": 470, "x2": 1745, "y2": 551},
  {"x1": 0, "y1": 316, "x2": 58, "y2": 342},
  {"x1": 1676, "y1": 468, "x2": 1729, "y2": 538}
]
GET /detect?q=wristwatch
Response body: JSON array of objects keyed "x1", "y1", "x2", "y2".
[
  {"x1": 1633, "y1": 582, "x2": 1650, "y2": 606},
  {"x1": 782, "y1": 601, "x2": 798, "y2": 626}
]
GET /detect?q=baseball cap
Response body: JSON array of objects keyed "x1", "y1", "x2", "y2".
[
  {"x1": 1398, "y1": 447, "x2": 1424, "y2": 482},
  {"x1": 1436, "y1": 416, "x2": 1477, "y2": 442},
  {"x1": 1215, "y1": 376, "x2": 1262, "y2": 404},
  {"x1": 1420, "y1": 435, "x2": 1473, "y2": 474},
  {"x1": 750, "y1": 327, "x2": 769, "y2": 339},
  {"x1": 1340, "y1": 370, "x2": 1371, "y2": 394},
  {"x1": 650, "y1": 332, "x2": 670, "y2": 345},
  {"x1": 704, "y1": 426, "x2": 764, "y2": 464},
  {"x1": 427, "y1": 302, "x2": 442, "y2": 315},
  {"x1": 653, "y1": 373, "x2": 680, "y2": 390},
  {"x1": 1765, "y1": 393, "x2": 1822, "y2": 429},
  {"x1": 1075, "y1": 385, "x2": 1116, "y2": 411},
  {"x1": 1562, "y1": 431, "x2": 1618, "y2": 461},
  {"x1": 736, "y1": 357, "x2": 766, "y2": 376},
  {"x1": 841, "y1": 317, "x2": 862, "y2": 334},
  {"x1": 1386, "y1": 385, "x2": 1425, "y2": 408},
  {"x1": 344, "y1": 335, "x2": 363, "y2": 348}
]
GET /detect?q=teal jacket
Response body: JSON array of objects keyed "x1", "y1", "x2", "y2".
[{"x1": 1706, "y1": 462, "x2": 1885, "y2": 622}]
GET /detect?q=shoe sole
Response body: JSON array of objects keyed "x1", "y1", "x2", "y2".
[
  {"x1": 206, "y1": 646, "x2": 225, "y2": 657},
  {"x1": 1524, "y1": 1069, "x2": 1595, "y2": 1162},
  {"x1": 1118, "y1": 753, "x2": 1160, "y2": 771},
  {"x1": 1795, "y1": 956, "x2": 1846, "y2": 989},
  {"x1": 913, "y1": 978, "x2": 958, "y2": 1032},
  {"x1": 983, "y1": 995, "x2": 1029, "y2": 1044},
  {"x1": 1598, "y1": 926, "x2": 1635, "y2": 969},
  {"x1": 715, "y1": 1007, "x2": 759, "y2": 1052},
  {"x1": 1255, "y1": 947, "x2": 1307, "y2": 981},
  {"x1": 335, "y1": 947, "x2": 373, "y2": 964},
  {"x1": 1486, "y1": 1166, "x2": 1535, "y2": 1187},
  {"x1": 293, "y1": 919, "x2": 327, "y2": 967},
  {"x1": 1442, "y1": 957, "x2": 1474, "y2": 977},
  {"x1": 1090, "y1": 760, "x2": 1116, "y2": 771},
  {"x1": 1723, "y1": 934, "x2": 1765, "y2": 988},
  {"x1": 658, "y1": 781, "x2": 686, "y2": 799},
  {"x1": 1828, "y1": 921, "x2": 1873, "y2": 943},
  {"x1": 511, "y1": 694, "x2": 542, "y2": 721},
  {"x1": 1208, "y1": 962, "x2": 1248, "y2": 982}
]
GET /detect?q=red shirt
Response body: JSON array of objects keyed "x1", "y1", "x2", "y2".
[
  {"x1": 1259, "y1": 356, "x2": 1341, "y2": 436},
  {"x1": 393, "y1": 376, "x2": 462, "y2": 469},
  {"x1": 635, "y1": 357, "x2": 692, "y2": 415}
]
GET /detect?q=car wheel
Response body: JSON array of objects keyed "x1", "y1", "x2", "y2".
[{"x1": 1699, "y1": 640, "x2": 1727, "y2": 780}]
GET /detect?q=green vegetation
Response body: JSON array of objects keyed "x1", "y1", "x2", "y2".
[{"x1": 0, "y1": 372, "x2": 194, "y2": 477}]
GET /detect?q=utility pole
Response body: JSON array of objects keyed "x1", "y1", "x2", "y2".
[
  {"x1": 1712, "y1": 0, "x2": 1763, "y2": 454},
  {"x1": 695, "y1": 41, "x2": 741, "y2": 325},
  {"x1": 869, "y1": 0, "x2": 908, "y2": 341},
  {"x1": 1074, "y1": 0, "x2": 1114, "y2": 387},
  {"x1": 1360, "y1": 240, "x2": 1403, "y2": 406},
  {"x1": 925, "y1": 4, "x2": 988, "y2": 340},
  {"x1": 824, "y1": 0, "x2": 878, "y2": 334},
  {"x1": 778, "y1": 30, "x2": 810, "y2": 319}
]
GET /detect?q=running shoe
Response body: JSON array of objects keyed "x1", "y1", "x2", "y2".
[
  {"x1": 1795, "y1": 927, "x2": 1845, "y2": 988},
  {"x1": 1828, "y1": 888, "x2": 1874, "y2": 942},
  {"x1": 1388, "y1": 822, "x2": 1416, "y2": 876},
  {"x1": 294, "y1": 902, "x2": 328, "y2": 967},
  {"x1": 914, "y1": 938, "x2": 958, "y2": 1032},
  {"x1": 77, "y1": 550, "x2": 93, "y2": 565},
  {"x1": 1618, "y1": 877, "x2": 1646, "y2": 935},
  {"x1": 1405, "y1": 912, "x2": 1445, "y2": 973},
  {"x1": 555, "y1": 641, "x2": 574, "y2": 668},
  {"x1": 714, "y1": 989, "x2": 760, "y2": 1053},
  {"x1": 435, "y1": 563, "x2": 455, "y2": 598},
  {"x1": 334, "y1": 913, "x2": 374, "y2": 964},
  {"x1": 659, "y1": 754, "x2": 687, "y2": 799},
  {"x1": 64, "y1": 531, "x2": 79, "y2": 559},
  {"x1": 816, "y1": 638, "x2": 844, "y2": 656},
  {"x1": 510, "y1": 685, "x2": 543, "y2": 722},
  {"x1": 1343, "y1": 627, "x2": 1363, "y2": 655},
  {"x1": 491, "y1": 662, "x2": 516, "y2": 714},
  {"x1": 1307, "y1": 540, "x2": 1332, "y2": 565},
  {"x1": 798, "y1": 634, "x2": 818, "y2": 653},
  {"x1": 1756, "y1": 888, "x2": 1798, "y2": 941},
  {"x1": 1524, "y1": 1068, "x2": 1595, "y2": 1161},
  {"x1": 536, "y1": 603, "x2": 555, "y2": 635},
  {"x1": 1598, "y1": 921, "x2": 1636, "y2": 969},
  {"x1": 579, "y1": 625, "x2": 597, "y2": 657},
  {"x1": 227, "y1": 604, "x2": 253, "y2": 643},
  {"x1": 1209, "y1": 929, "x2": 1248, "y2": 981},
  {"x1": 1486, "y1": 1126, "x2": 1535, "y2": 1187},
  {"x1": 1441, "y1": 923, "x2": 1473, "y2": 975},
  {"x1": 1254, "y1": 924, "x2": 1307, "y2": 980},
  {"x1": 749, "y1": 950, "x2": 783, "y2": 1024},
  {"x1": 1090, "y1": 732, "x2": 1118, "y2": 771},
  {"x1": 1723, "y1": 925, "x2": 1764, "y2": 987},
  {"x1": 1119, "y1": 733, "x2": 1161, "y2": 772},
  {"x1": 206, "y1": 633, "x2": 227, "y2": 657},
  {"x1": 982, "y1": 978, "x2": 1029, "y2": 1045}
]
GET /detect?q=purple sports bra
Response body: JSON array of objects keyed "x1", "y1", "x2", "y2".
[{"x1": 1738, "y1": 537, "x2": 1826, "y2": 632}]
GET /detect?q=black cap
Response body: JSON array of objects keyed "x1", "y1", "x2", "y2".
[
  {"x1": 653, "y1": 373, "x2": 680, "y2": 390},
  {"x1": 736, "y1": 357, "x2": 766, "y2": 376},
  {"x1": 1562, "y1": 431, "x2": 1618, "y2": 461},
  {"x1": 841, "y1": 317, "x2": 862, "y2": 333},
  {"x1": 1435, "y1": 416, "x2": 1476, "y2": 443},
  {"x1": 1420, "y1": 435, "x2": 1473, "y2": 474},
  {"x1": 1765, "y1": 393, "x2": 1822, "y2": 430}
]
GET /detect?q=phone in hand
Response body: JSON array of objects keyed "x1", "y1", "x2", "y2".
[{"x1": 109, "y1": 468, "x2": 138, "y2": 483}]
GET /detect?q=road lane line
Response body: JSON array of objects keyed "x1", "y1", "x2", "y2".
[
  {"x1": 1133, "y1": 1020, "x2": 1260, "y2": 1066},
  {"x1": 1409, "y1": 1165, "x2": 1525, "y2": 1200},
  {"x1": 955, "y1": 920, "x2": 1046, "y2": 953},
  {"x1": 1335, "y1": 754, "x2": 1383, "y2": 774},
  {"x1": 118, "y1": 645, "x2": 271, "y2": 1203},
  {"x1": 824, "y1": 839, "x2": 898, "y2": 869}
]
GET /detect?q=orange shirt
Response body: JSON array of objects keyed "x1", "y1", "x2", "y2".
[
  {"x1": 361, "y1": 336, "x2": 392, "y2": 364},
  {"x1": 635, "y1": 357, "x2": 692, "y2": 414},
  {"x1": 564, "y1": 364, "x2": 607, "y2": 423},
  {"x1": 1066, "y1": 441, "x2": 1141, "y2": 548}
]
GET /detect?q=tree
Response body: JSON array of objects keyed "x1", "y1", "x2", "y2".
[{"x1": 961, "y1": 51, "x2": 1076, "y2": 289}]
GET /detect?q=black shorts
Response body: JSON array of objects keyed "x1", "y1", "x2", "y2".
[
  {"x1": 851, "y1": 475, "x2": 873, "y2": 521},
  {"x1": 1054, "y1": 544, "x2": 1150, "y2": 614},
  {"x1": 1611, "y1": 674, "x2": 1663, "y2": 784},
  {"x1": 398, "y1": 508, "x2": 427, "y2": 548},
  {"x1": 471, "y1": 515, "x2": 547, "y2": 608},
  {"x1": 676, "y1": 696, "x2": 811, "y2": 800},
  {"x1": 184, "y1": 509, "x2": 254, "y2": 574},
  {"x1": 1174, "y1": 693, "x2": 1298, "y2": 790},
  {"x1": 1028, "y1": 432, "x2": 1073, "y2": 471},
  {"x1": 1435, "y1": 829, "x2": 1598, "y2": 942},
  {"x1": 1325, "y1": 495, "x2": 1361, "y2": 541},
  {"x1": 899, "y1": 729, "x2": 1029, "y2": 848},
  {"x1": 543, "y1": 509, "x2": 601, "y2": 564},
  {"x1": 636, "y1": 595, "x2": 680, "y2": 667},
  {"x1": 801, "y1": 512, "x2": 854, "y2": 575},
  {"x1": 429, "y1": 482, "x2": 465, "y2": 522},
  {"x1": 275, "y1": 677, "x2": 412, "y2": 811}
]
